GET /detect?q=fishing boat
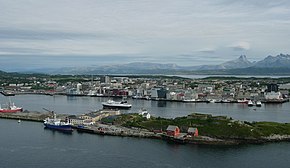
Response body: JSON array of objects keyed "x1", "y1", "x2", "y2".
[
  {"x1": 43, "y1": 112, "x2": 73, "y2": 132},
  {"x1": 102, "y1": 99, "x2": 132, "y2": 109},
  {"x1": 0, "y1": 101, "x2": 23, "y2": 113}
]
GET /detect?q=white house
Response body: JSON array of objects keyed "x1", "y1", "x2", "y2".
[{"x1": 139, "y1": 109, "x2": 151, "y2": 119}]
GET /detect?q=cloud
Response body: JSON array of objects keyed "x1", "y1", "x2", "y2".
[
  {"x1": 196, "y1": 48, "x2": 216, "y2": 53},
  {"x1": 0, "y1": 0, "x2": 290, "y2": 69},
  {"x1": 0, "y1": 28, "x2": 110, "y2": 41},
  {"x1": 0, "y1": 47, "x2": 45, "y2": 55},
  {"x1": 229, "y1": 42, "x2": 251, "y2": 51}
]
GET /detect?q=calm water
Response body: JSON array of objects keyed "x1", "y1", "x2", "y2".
[
  {"x1": 1, "y1": 94, "x2": 290, "y2": 122},
  {"x1": 1, "y1": 95, "x2": 290, "y2": 167},
  {"x1": 1, "y1": 119, "x2": 290, "y2": 168}
]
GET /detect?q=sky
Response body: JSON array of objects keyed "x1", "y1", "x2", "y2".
[{"x1": 0, "y1": 0, "x2": 290, "y2": 71}]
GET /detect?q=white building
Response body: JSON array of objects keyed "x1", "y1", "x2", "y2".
[
  {"x1": 264, "y1": 91, "x2": 282, "y2": 100},
  {"x1": 76, "y1": 83, "x2": 82, "y2": 94},
  {"x1": 139, "y1": 109, "x2": 151, "y2": 119}
]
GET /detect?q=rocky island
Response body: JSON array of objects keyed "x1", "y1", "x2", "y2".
[{"x1": 2, "y1": 111, "x2": 290, "y2": 145}]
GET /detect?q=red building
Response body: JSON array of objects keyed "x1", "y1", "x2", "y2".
[
  {"x1": 166, "y1": 125, "x2": 180, "y2": 136},
  {"x1": 187, "y1": 127, "x2": 199, "y2": 137}
]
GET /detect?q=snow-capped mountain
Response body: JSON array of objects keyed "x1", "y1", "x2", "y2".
[{"x1": 253, "y1": 54, "x2": 290, "y2": 68}]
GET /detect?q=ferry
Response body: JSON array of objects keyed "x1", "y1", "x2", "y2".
[
  {"x1": 43, "y1": 112, "x2": 73, "y2": 132},
  {"x1": 102, "y1": 99, "x2": 132, "y2": 109}
]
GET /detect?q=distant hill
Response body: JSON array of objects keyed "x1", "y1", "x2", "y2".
[
  {"x1": 45, "y1": 55, "x2": 255, "y2": 74},
  {"x1": 193, "y1": 55, "x2": 253, "y2": 70},
  {"x1": 52, "y1": 63, "x2": 183, "y2": 75},
  {"x1": 220, "y1": 55, "x2": 254, "y2": 69},
  {"x1": 191, "y1": 67, "x2": 290, "y2": 76},
  {"x1": 18, "y1": 53, "x2": 290, "y2": 75}
]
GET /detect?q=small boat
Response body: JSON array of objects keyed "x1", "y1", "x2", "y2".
[
  {"x1": 102, "y1": 99, "x2": 132, "y2": 109},
  {"x1": 182, "y1": 99, "x2": 196, "y2": 103},
  {"x1": 43, "y1": 112, "x2": 73, "y2": 132},
  {"x1": 256, "y1": 101, "x2": 262, "y2": 107},
  {"x1": 237, "y1": 99, "x2": 249, "y2": 104},
  {"x1": 18, "y1": 119, "x2": 21, "y2": 123},
  {"x1": 248, "y1": 100, "x2": 254, "y2": 107},
  {"x1": 0, "y1": 102, "x2": 23, "y2": 113},
  {"x1": 222, "y1": 99, "x2": 231, "y2": 103}
]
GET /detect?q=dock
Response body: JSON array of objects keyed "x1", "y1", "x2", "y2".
[
  {"x1": 0, "y1": 91, "x2": 15, "y2": 96},
  {"x1": 0, "y1": 111, "x2": 50, "y2": 122}
]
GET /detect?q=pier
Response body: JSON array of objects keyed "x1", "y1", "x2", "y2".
[
  {"x1": 0, "y1": 91, "x2": 15, "y2": 96},
  {"x1": 0, "y1": 111, "x2": 50, "y2": 122}
]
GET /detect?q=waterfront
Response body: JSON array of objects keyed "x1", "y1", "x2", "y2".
[
  {"x1": 1, "y1": 118, "x2": 290, "y2": 168},
  {"x1": 1, "y1": 94, "x2": 290, "y2": 123},
  {"x1": 1, "y1": 94, "x2": 290, "y2": 167}
]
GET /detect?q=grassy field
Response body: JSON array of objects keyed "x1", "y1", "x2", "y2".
[{"x1": 103, "y1": 113, "x2": 290, "y2": 139}]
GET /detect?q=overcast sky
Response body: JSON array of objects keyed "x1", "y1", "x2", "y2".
[{"x1": 1, "y1": 0, "x2": 290, "y2": 71}]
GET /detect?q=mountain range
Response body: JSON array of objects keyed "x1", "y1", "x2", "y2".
[{"x1": 20, "y1": 53, "x2": 290, "y2": 75}]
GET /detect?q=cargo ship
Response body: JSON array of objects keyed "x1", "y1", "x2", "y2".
[{"x1": 43, "y1": 112, "x2": 73, "y2": 131}]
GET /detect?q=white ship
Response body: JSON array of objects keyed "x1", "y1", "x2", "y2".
[{"x1": 102, "y1": 99, "x2": 132, "y2": 109}]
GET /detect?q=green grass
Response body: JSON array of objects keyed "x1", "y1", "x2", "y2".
[
  {"x1": 112, "y1": 113, "x2": 290, "y2": 139},
  {"x1": 252, "y1": 122, "x2": 290, "y2": 136}
]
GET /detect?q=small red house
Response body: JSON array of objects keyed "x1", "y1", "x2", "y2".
[
  {"x1": 166, "y1": 125, "x2": 180, "y2": 136},
  {"x1": 187, "y1": 127, "x2": 199, "y2": 137}
]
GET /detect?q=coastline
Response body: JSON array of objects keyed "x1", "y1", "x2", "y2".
[
  {"x1": 1, "y1": 111, "x2": 290, "y2": 145},
  {"x1": 5, "y1": 91, "x2": 290, "y2": 105}
]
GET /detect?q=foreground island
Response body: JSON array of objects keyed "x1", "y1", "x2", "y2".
[{"x1": 1, "y1": 111, "x2": 290, "y2": 145}]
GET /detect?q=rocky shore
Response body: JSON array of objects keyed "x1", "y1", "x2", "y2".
[{"x1": 2, "y1": 111, "x2": 290, "y2": 145}]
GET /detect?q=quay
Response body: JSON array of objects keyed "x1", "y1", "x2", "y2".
[
  {"x1": 0, "y1": 111, "x2": 163, "y2": 140},
  {"x1": 0, "y1": 91, "x2": 15, "y2": 96},
  {"x1": 0, "y1": 111, "x2": 50, "y2": 122}
]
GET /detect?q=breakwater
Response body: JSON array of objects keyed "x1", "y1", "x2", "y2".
[{"x1": 0, "y1": 111, "x2": 49, "y2": 122}]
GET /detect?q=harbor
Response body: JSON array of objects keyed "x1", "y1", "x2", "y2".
[
  {"x1": 2, "y1": 93, "x2": 290, "y2": 122},
  {"x1": 1, "y1": 81, "x2": 290, "y2": 145}
]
